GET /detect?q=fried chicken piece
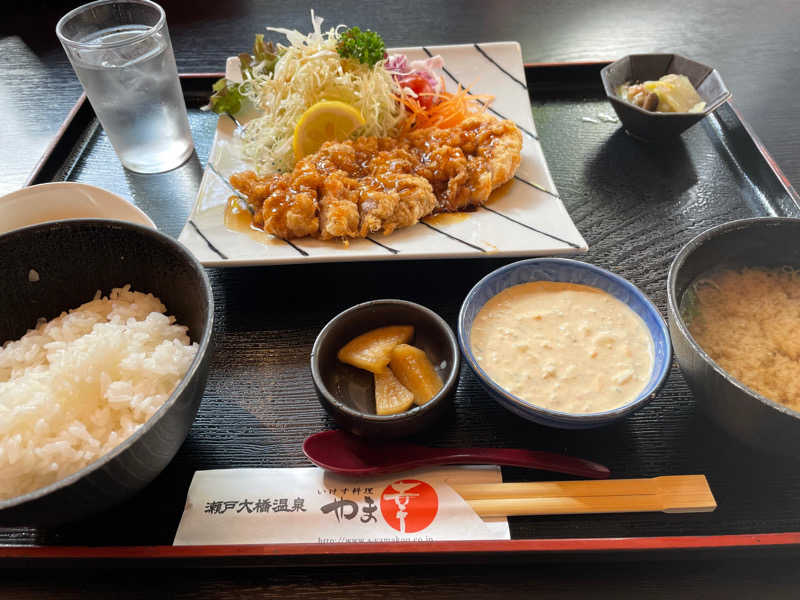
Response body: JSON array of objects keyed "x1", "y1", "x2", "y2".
[
  {"x1": 230, "y1": 113, "x2": 522, "y2": 240},
  {"x1": 405, "y1": 113, "x2": 522, "y2": 212},
  {"x1": 229, "y1": 170, "x2": 318, "y2": 239}
]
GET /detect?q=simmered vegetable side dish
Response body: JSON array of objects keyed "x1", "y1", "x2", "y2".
[{"x1": 617, "y1": 74, "x2": 706, "y2": 113}]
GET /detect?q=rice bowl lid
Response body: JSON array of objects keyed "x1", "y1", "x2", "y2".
[{"x1": 0, "y1": 182, "x2": 156, "y2": 235}]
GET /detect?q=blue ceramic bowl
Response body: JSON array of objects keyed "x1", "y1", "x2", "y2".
[{"x1": 458, "y1": 258, "x2": 671, "y2": 429}]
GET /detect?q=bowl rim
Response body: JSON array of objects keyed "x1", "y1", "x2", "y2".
[
  {"x1": 0, "y1": 219, "x2": 214, "y2": 510},
  {"x1": 667, "y1": 216, "x2": 800, "y2": 422},
  {"x1": 0, "y1": 181, "x2": 157, "y2": 234},
  {"x1": 310, "y1": 298, "x2": 460, "y2": 424},
  {"x1": 600, "y1": 53, "x2": 732, "y2": 118},
  {"x1": 458, "y1": 257, "x2": 672, "y2": 424}
]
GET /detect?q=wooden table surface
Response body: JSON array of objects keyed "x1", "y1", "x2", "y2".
[{"x1": 4, "y1": 0, "x2": 800, "y2": 597}]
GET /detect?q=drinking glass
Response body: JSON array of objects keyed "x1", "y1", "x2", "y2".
[{"x1": 56, "y1": 0, "x2": 194, "y2": 173}]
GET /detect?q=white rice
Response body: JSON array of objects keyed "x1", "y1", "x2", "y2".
[{"x1": 0, "y1": 286, "x2": 198, "y2": 501}]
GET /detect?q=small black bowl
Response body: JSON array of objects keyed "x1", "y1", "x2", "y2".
[
  {"x1": 310, "y1": 300, "x2": 459, "y2": 438},
  {"x1": 0, "y1": 219, "x2": 214, "y2": 525},
  {"x1": 667, "y1": 217, "x2": 800, "y2": 456},
  {"x1": 601, "y1": 53, "x2": 731, "y2": 141}
]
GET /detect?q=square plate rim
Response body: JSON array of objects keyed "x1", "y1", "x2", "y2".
[{"x1": 180, "y1": 40, "x2": 588, "y2": 267}]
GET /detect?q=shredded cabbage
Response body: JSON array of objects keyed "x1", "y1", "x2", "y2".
[{"x1": 240, "y1": 12, "x2": 405, "y2": 175}]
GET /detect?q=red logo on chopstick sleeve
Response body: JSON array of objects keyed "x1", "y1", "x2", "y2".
[{"x1": 380, "y1": 479, "x2": 438, "y2": 533}]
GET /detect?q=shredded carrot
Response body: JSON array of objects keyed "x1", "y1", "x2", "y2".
[{"x1": 396, "y1": 82, "x2": 494, "y2": 134}]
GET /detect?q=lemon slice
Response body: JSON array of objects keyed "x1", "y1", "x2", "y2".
[{"x1": 292, "y1": 101, "x2": 365, "y2": 161}]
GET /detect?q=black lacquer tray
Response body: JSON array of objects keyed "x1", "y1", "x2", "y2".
[{"x1": 2, "y1": 62, "x2": 800, "y2": 567}]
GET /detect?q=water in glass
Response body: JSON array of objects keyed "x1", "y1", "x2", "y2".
[{"x1": 68, "y1": 24, "x2": 193, "y2": 173}]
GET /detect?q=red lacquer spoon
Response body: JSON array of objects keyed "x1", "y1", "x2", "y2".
[{"x1": 302, "y1": 430, "x2": 610, "y2": 479}]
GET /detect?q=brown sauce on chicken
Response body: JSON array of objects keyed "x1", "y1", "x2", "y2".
[{"x1": 229, "y1": 113, "x2": 522, "y2": 240}]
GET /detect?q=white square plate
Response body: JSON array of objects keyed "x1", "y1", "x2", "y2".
[{"x1": 178, "y1": 42, "x2": 587, "y2": 266}]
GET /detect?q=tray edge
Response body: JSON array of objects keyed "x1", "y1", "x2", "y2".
[{"x1": 2, "y1": 532, "x2": 800, "y2": 567}]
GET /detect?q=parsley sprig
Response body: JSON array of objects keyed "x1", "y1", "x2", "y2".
[{"x1": 336, "y1": 27, "x2": 386, "y2": 67}]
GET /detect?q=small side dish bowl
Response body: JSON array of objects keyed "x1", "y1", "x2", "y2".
[
  {"x1": 0, "y1": 220, "x2": 213, "y2": 526},
  {"x1": 600, "y1": 53, "x2": 731, "y2": 141},
  {"x1": 667, "y1": 217, "x2": 800, "y2": 456},
  {"x1": 0, "y1": 182, "x2": 156, "y2": 235},
  {"x1": 459, "y1": 258, "x2": 671, "y2": 429},
  {"x1": 311, "y1": 300, "x2": 460, "y2": 438}
]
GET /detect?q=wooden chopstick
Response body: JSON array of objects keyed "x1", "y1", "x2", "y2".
[{"x1": 451, "y1": 475, "x2": 716, "y2": 517}]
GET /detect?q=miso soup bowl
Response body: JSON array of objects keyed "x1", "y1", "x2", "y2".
[
  {"x1": 459, "y1": 258, "x2": 671, "y2": 429},
  {"x1": 667, "y1": 217, "x2": 800, "y2": 457}
]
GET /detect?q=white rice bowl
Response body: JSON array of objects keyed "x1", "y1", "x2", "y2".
[{"x1": 0, "y1": 286, "x2": 198, "y2": 501}]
